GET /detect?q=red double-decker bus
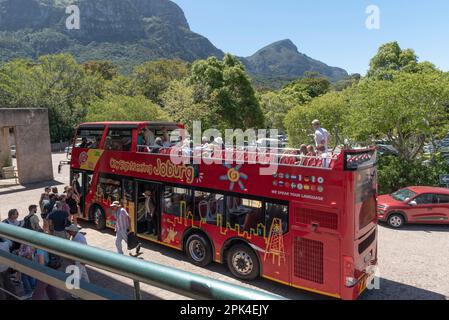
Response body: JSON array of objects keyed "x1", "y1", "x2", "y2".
[{"x1": 67, "y1": 121, "x2": 378, "y2": 300}]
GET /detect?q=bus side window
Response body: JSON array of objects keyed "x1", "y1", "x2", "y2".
[
  {"x1": 226, "y1": 196, "x2": 262, "y2": 230},
  {"x1": 75, "y1": 129, "x2": 104, "y2": 149},
  {"x1": 106, "y1": 129, "x2": 133, "y2": 152},
  {"x1": 194, "y1": 191, "x2": 223, "y2": 225},
  {"x1": 265, "y1": 202, "x2": 289, "y2": 234},
  {"x1": 164, "y1": 186, "x2": 193, "y2": 217},
  {"x1": 98, "y1": 174, "x2": 122, "y2": 203}
]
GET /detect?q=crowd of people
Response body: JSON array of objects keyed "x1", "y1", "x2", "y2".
[{"x1": 0, "y1": 180, "x2": 90, "y2": 300}]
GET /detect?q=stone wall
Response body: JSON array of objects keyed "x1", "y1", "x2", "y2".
[{"x1": 0, "y1": 108, "x2": 53, "y2": 184}]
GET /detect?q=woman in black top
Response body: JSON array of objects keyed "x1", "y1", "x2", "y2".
[{"x1": 66, "y1": 188, "x2": 80, "y2": 227}]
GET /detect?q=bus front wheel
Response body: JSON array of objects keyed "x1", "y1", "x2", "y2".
[
  {"x1": 93, "y1": 206, "x2": 106, "y2": 230},
  {"x1": 185, "y1": 234, "x2": 213, "y2": 267},
  {"x1": 227, "y1": 244, "x2": 260, "y2": 281}
]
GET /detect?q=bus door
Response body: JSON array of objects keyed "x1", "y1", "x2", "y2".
[
  {"x1": 71, "y1": 170, "x2": 93, "y2": 219},
  {"x1": 136, "y1": 180, "x2": 163, "y2": 241},
  {"x1": 290, "y1": 201, "x2": 341, "y2": 297}
]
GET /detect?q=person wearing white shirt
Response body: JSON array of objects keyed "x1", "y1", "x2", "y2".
[
  {"x1": 65, "y1": 225, "x2": 90, "y2": 284},
  {"x1": 0, "y1": 238, "x2": 14, "y2": 300},
  {"x1": 312, "y1": 120, "x2": 330, "y2": 152}
]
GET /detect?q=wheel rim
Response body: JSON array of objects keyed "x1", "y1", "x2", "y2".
[
  {"x1": 390, "y1": 216, "x2": 402, "y2": 227},
  {"x1": 188, "y1": 239, "x2": 206, "y2": 262},
  {"x1": 95, "y1": 209, "x2": 102, "y2": 225},
  {"x1": 232, "y1": 251, "x2": 254, "y2": 276}
]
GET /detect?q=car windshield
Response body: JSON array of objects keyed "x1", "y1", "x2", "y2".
[{"x1": 391, "y1": 188, "x2": 417, "y2": 202}]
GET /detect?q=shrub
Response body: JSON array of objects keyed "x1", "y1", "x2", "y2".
[{"x1": 378, "y1": 154, "x2": 449, "y2": 195}]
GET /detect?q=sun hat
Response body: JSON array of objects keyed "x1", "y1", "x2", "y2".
[{"x1": 110, "y1": 201, "x2": 121, "y2": 207}]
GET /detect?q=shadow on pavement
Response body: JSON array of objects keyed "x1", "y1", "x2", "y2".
[
  {"x1": 79, "y1": 221, "x2": 447, "y2": 300},
  {"x1": 0, "y1": 180, "x2": 64, "y2": 196},
  {"x1": 379, "y1": 223, "x2": 449, "y2": 233},
  {"x1": 58, "y1": 259, "x2": 159, "y2": 300},
  {"x1": 361, "y1": 277, "x2": 446, "y2": 300}
]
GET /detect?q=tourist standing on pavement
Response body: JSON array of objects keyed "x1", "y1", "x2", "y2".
[
  {"x1": 111, "y1": 201, "x2": 130, "y2": 255},
  {"x1": 23, "y1": 205, "x2": 43, "y2": 232},
  {"x1": 32, "y1": 235, "x2": 59, "y2": 300},
  {"x1": 66, "y1": 188, "x2": 80, "y2": 227},
  {"x1": 42, "y1": 193, "x2": 57, "y2": 233},
  {"x1": 312, "y1": 120, "x2": 330, "y2": 152},
  {"x1": 39, "y1": 187, "x2": 51, "y2": 214},
  {"x1": 65, "y1": 224, "x2": 90, "y2": 283},
  {"x1": 47, "y1": 201, "x2": 69, "y2": 239},
  {"x1": 0, "y1": 237, "x2": 15, "y2": 300},
  {"x1": 18, "y1": 243, "x2": 36, "y2": 299}
]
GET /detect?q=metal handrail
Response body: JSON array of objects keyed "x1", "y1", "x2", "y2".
[
  {"x1": 0, "y1": 223, "x2": 285, "y2": 300},
  {"x1": 136, "y1": 145, "x2": 339, "y2": 169}
]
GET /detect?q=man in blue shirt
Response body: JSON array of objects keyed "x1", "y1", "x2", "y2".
[{"x1": 47, "y1": 201, "x2": 69, "y2": 239}]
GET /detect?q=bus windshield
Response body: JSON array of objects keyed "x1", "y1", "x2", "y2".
[{"x1": 391, "y1": 188, "x2": 417, "y2": 202}]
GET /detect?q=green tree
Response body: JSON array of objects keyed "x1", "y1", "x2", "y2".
[
  {"x1": 346, "y1": 71, "x2": 449, "y2": 160},
  {"x1": 83, "y1": 60, "x2": 119, "y2": 80},
  {"x1": 285, "y1": 91, "x2": 350, "y2": 147},
  {"x1": 161, "y1": 80, "x2": 211, "y2": 130},
  {"x1": 188, "y1": 54, "x2": 265, "y2": 130},
  {"x1": 280, "y1": 74, "x2": 330, "y2": 105},
  {"x1": 259, "y1": 91, "x2": 295, "y2": 132},
  {"x1": 0, "y1": 54, "x2": 102, "y2": 142},
  {"x1": 87, "y1": 94, "x2": 170, "y2": 122},
  {"x1": 131, "y1": 59, "x2": 189, "y2": 105}
]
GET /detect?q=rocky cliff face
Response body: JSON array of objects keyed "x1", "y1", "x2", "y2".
[{"x1": 0, "y1": 0, "x2": 348, "y2": 83}]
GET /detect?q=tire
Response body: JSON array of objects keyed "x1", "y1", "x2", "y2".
[
  {"x1": 388, "y1": 213, "x2": 405, "y2": 229},
  {"x1": 93, "y1": 206, "x2": 106, "y2": 230},
  {"x1": 226, "y1": 244, "x2": 260, "y2": 281},
  {"x1": 185, "y1": 234, "x2": 213, "y2": 267}
]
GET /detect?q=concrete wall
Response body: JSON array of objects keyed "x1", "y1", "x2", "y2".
[{"x1": 0, "y1": 108, "x2": 54, "y2": 184}]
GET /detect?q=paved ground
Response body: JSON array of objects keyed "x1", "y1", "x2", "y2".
[{"x1": 1, "y1": 153, "x2": 448, "y2": 300}]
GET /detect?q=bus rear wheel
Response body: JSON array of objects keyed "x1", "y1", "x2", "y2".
[
  {"x1": 93, "y1": 206, "x2": 106, "y2": 230},
  {"x1": 227, "y1": 244, "x2": 260, "y2": 281},
  {"x1": 185, "y1": 234, "x2": 213, "y2": 267}
]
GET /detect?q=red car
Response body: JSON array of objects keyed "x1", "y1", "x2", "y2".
[{"x1": 378, "y1": 186, "x2": 449, "y2": 228}]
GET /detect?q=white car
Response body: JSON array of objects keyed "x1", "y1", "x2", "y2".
[{"x1": 10, "y1": 145, "x2": 16, "y2": 158}]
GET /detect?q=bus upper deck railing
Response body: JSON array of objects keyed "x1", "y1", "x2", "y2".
[
  {"x1": 135, "y1": 145, "x2": 341, "y2": 170},
  {"x1": 0, "y1": 223, "x2": 285, "y2": 300}
]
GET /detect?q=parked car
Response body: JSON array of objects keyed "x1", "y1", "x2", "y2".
[
  {"x1": 377, "y1": 186, "x2": 449, "y2": 228},
  {"x1": 10, "y1": 145, "x2": 16, "y2": 158},
  {"x1": 376, "y1": 144, "x2": 399, "y2": 156}
]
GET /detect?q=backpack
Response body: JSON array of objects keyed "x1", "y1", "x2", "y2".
[
  {"x1": 47, "y1": 253, "x2": 63, "y2": 270},
  {"x1": 23, "y1": 215, "x2": 33, "y2": 230}
]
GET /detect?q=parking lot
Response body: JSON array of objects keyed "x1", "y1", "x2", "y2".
[{"x1": 1, "y1": 153, "x2": 448, "y2": 300}]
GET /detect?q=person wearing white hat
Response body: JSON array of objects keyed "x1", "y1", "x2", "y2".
[
  {"x1": 65, "y1": 224, "x2": 90, "y2": 284},
  {"x1": 110, "y1": 201, "x2": 130, "y2": 255}
]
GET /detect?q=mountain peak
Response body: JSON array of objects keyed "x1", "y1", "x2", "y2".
[
  {"x1": 264, "y1": 39, "x2": 298, "y2": 52},
  {"x1": 244, "y1": 39, "x2": 348, "y2": 86}
]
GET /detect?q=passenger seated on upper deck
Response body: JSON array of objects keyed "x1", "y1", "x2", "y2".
[
  {"x1": 296, "y1": 144, "x2": 308, "y2": 165},
  {"x1": 144, "y1": 126, "x2": 155, "y2": 146},
  {"x1": 90, "y1": 137, "x2": 98, "y2": 149},
  {"x1": 161, "y1": 128, "x2": 171, "y2": 147},
  {"x1": 303, "y1": 145, "x2": 317, "y2": 166},
  {"x1": 79, "y1": 137, "x2": 89, "y2": 148},
  {"x1": 151, "y1": 137, "x2": 164, "y2": 154},
  {"x1": 280, "y1": 150, "x2": 299, "y2": 165},
  {"x1": 104, "y1": 136, "x2": 113, "y2": 150}
]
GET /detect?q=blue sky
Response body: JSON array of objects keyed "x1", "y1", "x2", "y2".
[{"x1": 171, "y1": 0, "x2": 449, "y2": 75}]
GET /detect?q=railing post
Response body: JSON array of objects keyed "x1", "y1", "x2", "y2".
[{"x1": 133, "y1": 280, "x2": 141, "y2": 300}]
